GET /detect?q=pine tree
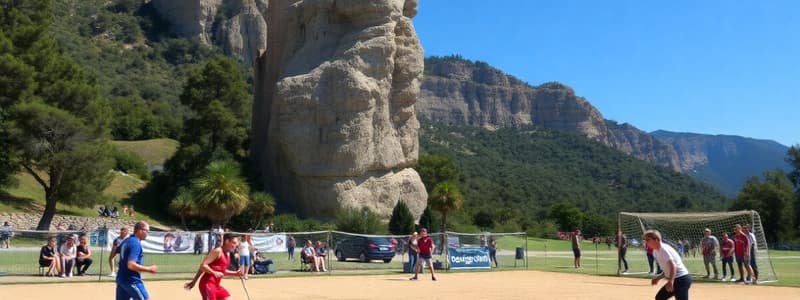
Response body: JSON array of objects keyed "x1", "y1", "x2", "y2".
[{"x1": 388, "y1": 200, "x2": 415, "y2": 235}]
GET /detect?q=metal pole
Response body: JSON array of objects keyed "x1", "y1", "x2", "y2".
[
  {"x1": 525, "y1": 234, "x2": 529, "y2": 269},
  {"x1": 98, "y1": 224, "x2": 105, "y2": 281},
  {"x1": 595, "y1": 234, "x2": 599, "y2": 275}
]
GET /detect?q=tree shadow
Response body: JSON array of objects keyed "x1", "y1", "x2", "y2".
[{"x1": 0, "y1": 191, "x2": 43, "y2": 212}]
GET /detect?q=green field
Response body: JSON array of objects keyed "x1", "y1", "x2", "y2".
[{"x1": 1, "y1": 236, "x2": 797, "y2": 288}]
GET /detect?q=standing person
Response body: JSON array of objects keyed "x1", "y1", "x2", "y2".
[
  {"x1": 733, "y1": 224, "x2": 753, "y2": 283},
  {"x1": 238, "y1": 235, "x2": 253, "y2": 279},
  {"x1": 116, "y1": 221, "x2": 158, "y2": 300},
  {"x1": 571, "y1": 229, "x2": 582, "y2": 268},
  {"x1": 1, "y1": 221, "x2": 11, "y2": 248},
  {"x1": 76, "y1": 236, "x2": 93, "y2": 276},
  {"x1": 407, "y1": 232, "x2": 419, "y2": 273},
  {"x1": 488, "y1": 237, "x2": 498, "y2": 268},
  {"x1": 617, "y1": 231, "x2": 628, "y2": 273},
  {"x1": 287, "y1": 235, "x2": 296, "y2": 261},
  {"x1": 720, "y1": 232, "x2": 735, "y2": 281},
  {"x1": 743, "y1": 225, "x2": 758, "y2": 284},
  {"x1": 59, "y1": 236, "x2": 77, "y2": 277},
  {"x1": 194, "y1": 233, "x2": 204, "y2": 255},
  {"x1": 108, "y1": 227, "x2": 130, "y2": 277},
  {"x1": 410, "y1": 228, "x2": 437, "y2": 281},
  {"x1": 700, "y1": 228, "x2": 719, "y2": 279},
  {"x1": 184, "y1": 233, "x2": 243, "y2": 300},
  {"x1": 644, "y1": 230, "x2": 691, "y2": 300}
]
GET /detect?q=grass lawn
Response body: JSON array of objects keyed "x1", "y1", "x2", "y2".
[{"x1": 111, "y1": 139, "x2": 178, "y2": 167}]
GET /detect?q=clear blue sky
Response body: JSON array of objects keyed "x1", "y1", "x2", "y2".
[{"x1": 414, "y1": 0, "x2": 799, "y2": 147}]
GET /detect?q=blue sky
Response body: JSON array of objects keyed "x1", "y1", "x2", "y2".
[{"x1": 414, "y1": 1, "x2": 799, "y2": 147}]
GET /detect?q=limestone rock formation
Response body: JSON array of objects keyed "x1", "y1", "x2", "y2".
[
  {"x1": 252, "y1": 0, "x2": 427, "y2": 219},
  {"x1": 151, "y1": 0, "x2": 268, "y2": 63},
  {"x1": 419, "y1": 58, "x2": 681, "y2": 171}
]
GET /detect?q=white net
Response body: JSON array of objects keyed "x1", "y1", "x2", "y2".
[{"x1": 617, "y1": 210, "x2": 776, "y2": 283}]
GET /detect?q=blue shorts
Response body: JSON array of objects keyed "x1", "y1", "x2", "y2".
[
  {"x1": 418, "y1": 253, "x2": 432, "y2": 263},
  {"x1": 117, "y1": 282, "x2": 149, "y2": 300},
  {"x1": 239, "y1": 255, "x2": 251, "y2": 267}
]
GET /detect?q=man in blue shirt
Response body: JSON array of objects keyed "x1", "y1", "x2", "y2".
[{"x1": 116, "y1": 221, "x2": 158, "y2": 300}]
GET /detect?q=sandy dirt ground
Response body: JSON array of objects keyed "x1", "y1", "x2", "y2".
[{"x1": 2, "y1": 270, "x2": 798, "y2": 300}]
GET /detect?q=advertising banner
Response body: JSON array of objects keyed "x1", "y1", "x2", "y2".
[
  {"x1": 108, "y1": 231, "x2": 202, "y2": 254},
  {"x1": 448, "y1": 246, "x2": 491, "y2": 269}
]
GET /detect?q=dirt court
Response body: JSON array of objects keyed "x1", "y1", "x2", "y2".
[{"x1": 3, "y1": 270, "x2": 798, "y2": 299}]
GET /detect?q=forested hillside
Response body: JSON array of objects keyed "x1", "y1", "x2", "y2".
[{"x1": 419, "y1": 120, "x2": 729, "y2": 230}]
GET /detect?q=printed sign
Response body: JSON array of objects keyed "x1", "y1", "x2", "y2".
[{"x1": 448, "y1": 246, "x2": 491, "y2": 269}]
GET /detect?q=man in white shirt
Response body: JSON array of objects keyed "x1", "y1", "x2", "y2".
[
  {"x1": 644, "y1": 230, "x2": 691, "y2": 300},
  {"x1": 743, "y1": 224, "x2": 758, "y2": 284}
]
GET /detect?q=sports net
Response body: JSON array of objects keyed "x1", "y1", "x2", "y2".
[{"x1": 617, "y1": 210, "x2": 776, "y2": 283}]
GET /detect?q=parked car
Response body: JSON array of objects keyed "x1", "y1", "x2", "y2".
[{"x1": 334, "y1": 236, "x2": 396, "y2": 263}]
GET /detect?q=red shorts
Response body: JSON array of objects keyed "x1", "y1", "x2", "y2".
[{"x1": 199, "y1": 284, "x2": 230, "y2": 300}]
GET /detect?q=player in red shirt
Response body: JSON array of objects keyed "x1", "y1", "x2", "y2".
[
  {"x1": 732, "y1": 224, "x2": 752, "y2": 283},
  {"x1": 410, "y1": 228, "x2": 437, "y2": 281},
  {"x1": 719, "y1": 232, "x2": 735, "y2": 281},
  {"x1": 185, "y1": 233, "x2": 244, "y2": 300}
]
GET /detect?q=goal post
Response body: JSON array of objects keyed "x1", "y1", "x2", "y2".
[{"x1": 617, "y1": 210, "x2": 776, "y2": 283}]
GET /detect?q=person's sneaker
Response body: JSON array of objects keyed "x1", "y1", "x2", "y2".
[
  {"x1": 60, "y1": 274, "x2": 66, "y2": 278},
  {"x1": 409, "y1": 276, "x2": 418, "y2": 281},
  {"x1": 720, "y1": 276, "x2": 726, "y2": 281},
  {"x1": 743, "y1": 279, "x2": 752, "y2": 284},
  {"x1": 432, "y1": 277, "x2": 437, "y2": 281},
  {"x1": 68, "y1": 272, "x2": 73, "y2": 278},
  {"x1": 108, "y1": 272, "x2": 116, "y2": 277}
]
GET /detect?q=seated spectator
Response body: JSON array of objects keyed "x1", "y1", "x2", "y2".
[
  {"x1": 96, "y1": 207, "x2": 105, "y2": 217},
  {"x1": 301, "y1": 240, "x2": 317, "y2": 271},
  {"x1": 102, "y1": 206, "x2": 111, "y2": 217},
  {"x1": 40, "y1": 238, "x2": 62, "y2": 276},
  {"x1": 122, "y1": 205, "x2": 129, "y2": 216},
  {"x1": 253, "y1": 252, "x2": 274, "y2": 274},
  {"x1": 314, "y1": 240, "x2": 328, "y2": 272},
  {"x1": 75, "y1": 236, "x2": 92, "y2": 276},
  {"x1": 59, "y1": 236, "x2": 77, "y2": 277},
  {"x1": 111, "y1": 207, "x2": 119, "y2": 218}
]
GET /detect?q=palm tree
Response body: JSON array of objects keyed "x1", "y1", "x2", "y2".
[
  {"x1": 248, "y1": 192, "x2": 276, "y2": 229},
  {"x1": 169, "y1": 188, "x2": 196, "y2": 230},
  {"x1": 429, "y1": 181, "x2": 464, "y2": 234},
  {"x1": 192, "y1": 160, "x2": 250, "y2": 226}
]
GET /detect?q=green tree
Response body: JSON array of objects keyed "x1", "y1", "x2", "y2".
[
  {"x1": 166, "y1": 57, "x2": 251, "y2": 182},
  {"x1": 388, "y1": 201, "x2": 415, "y2": 235},
  {"x1": 335, "y1": 207, "x2": 382, "y2": 234},
  {"x1": 1, "y1": 1, "x2": 114, "y2": 230},
  {"x1": 191, "y1": 160, "x2": 250, "y2": 226},
  {"x1": 417, "y1": 154, "x2": 459, "y2": 193},
  {"x1": 168, "y1": 187, "x2": 195, "y2": 230},
  {"x1": 581, "y1": 212, "x2": 612, "y2": 237},
  {"x1": 550, "y1": 202, "x2": 584, "y2": 232},
  {"x1": 786, "y1": 145, "x2": 800, "y2": 232},
  {"x1": 11, "y1": 102, "x2": 114, "y2": 230},
  {"x1": 417, "y1": 206, "x2": 438, "y2": 232},
  {"x1": 429, "y1": 181, "x2": 463, "y2": 233},
  {"x1": 246, "y1": 192, "x2": 276, "y2": 230},
  {"x1": 730, "y1": 170, "x2": 795, "y2": 242}
]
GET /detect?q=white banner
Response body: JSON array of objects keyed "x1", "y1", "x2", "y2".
[
  {"x1": 108, "y1": 231, "x2": 207, "y2": 254},
  {"x1": 251, "y1": 234, "x2": 287, "y2": 253}
]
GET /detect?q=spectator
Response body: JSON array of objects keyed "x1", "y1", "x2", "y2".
[
  {"x1": 253, "y1": 252, "x2": 274, "y2": 274},
  {"x1": 108, "y1": 227, "x2": 129, "y2": 277},
  {"x1": 102, "y1": 206, "x2": 111, "y2": 217},
  {"x1": 407, "y1": 232, "x2": 419, "y2": 273},
  {"x1": 287, "y1": 235, "x2": 296, "y2": 261},
  {"x1": 618, "y1": 231, "x2": 629, "y2": 273},
  {"x1": 59, "y1": 236, "x2": 77, "y2": 277},
  {"x1": 55, "y1": 222, "x2": 66, "y2": 231},
  {"x1": 720, "y1": 232, "x2": 735, "y2": 281},
  {"x1": 572, "y1": 229, "x2": 582, "y2": 268},
  {"x1": 76, "y1": 236, "x2": 93, "y2": 276},
  {"x1": 489, "y1": 237, "x2": 498, "y2": 268},
  {"x1": 701, "y1": 228, "x2": 719, "y2": 279},
  {"x1": 123, "y1": 205, "x2": 129, "y2": 216},
  {"x1": 129, "y1": 205, "x2": 135, "y2": 217},
  {"x1": 1, "y1": 221, "x2": 12, "y2": 248},
  {"x1": 744, "y1": 224, "x2": 758, "y2": 284},
  {"x1": 733, "y1": 224, "x2": 753, "y2": 283},
  {"x1": 193, "y1": 233, "x2": 203, "y2": 255},
  {"x1": 301, "y1": 240, "x2": 318, "y2": 271},
  {"x1": 111, "y1": 207, "x2": 119, "y2": 218},
  {"x1": 39, "y1": 237, "x2": 61, "y2": 276},
  {"x1": 314, "y1": 241, "x2": 328, "y2": 272},
  {"x1": 239, "y1": 235, "x2": 254, "y2": 279}
]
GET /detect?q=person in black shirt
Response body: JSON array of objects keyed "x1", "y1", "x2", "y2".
[
  {"x1": 39, "y1": 237, "x2": 61, "y2": 276},
  {"x1": 76, "y1": 236, "x2": 93, "y2": 276}
]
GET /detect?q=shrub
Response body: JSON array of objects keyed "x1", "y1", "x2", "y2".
[
  {"x1": 388, "y1": 201, "x2": 415, "y2": 235},
  {"x1": 335, "y1": 207, "x2": 382, "y2": 234}
]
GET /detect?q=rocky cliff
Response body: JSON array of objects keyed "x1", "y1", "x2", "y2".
[
  {"x1": 151, "y1": 0, "x2": 268, "y2": 63},
  {"x1": 251, "y1": 0, "x2": 427, "y2": 219},
  {"x1": 652, "y1": 130, "x2": 791, "y2": 196},
  {"x1": 418, "y1": 57, "x2": 681, "y2": 171}
]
